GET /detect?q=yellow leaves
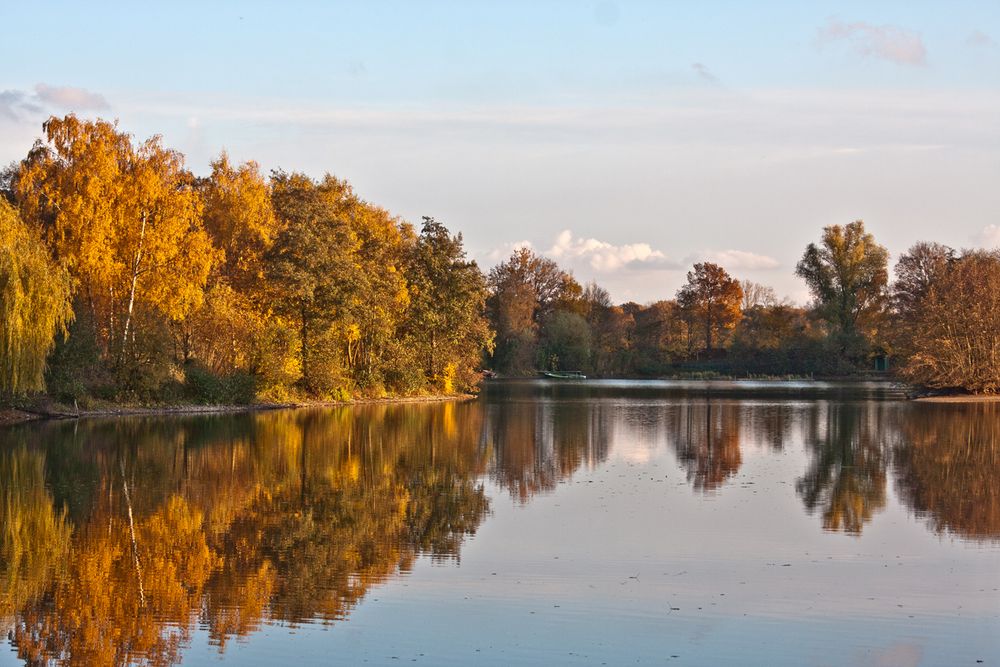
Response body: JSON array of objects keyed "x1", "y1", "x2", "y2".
[
  {"x1": 441, "y1": 362, "x2": 457, "y2": 394},
  {"x1": 0, "y1": 446, "x2": 71, "y2": 617},
  {"x1": 4, "y1": 406, "x2": 493, "y2": 663},
  {"x1": 203, "y1": 152, "x2": 278, "y2": 292},
  {"x1": 0, "y1": 199, "x2": 73, "y2": 394},
  {"x1": 15, "y1": 115, "x2": 217, "y2": 356}
]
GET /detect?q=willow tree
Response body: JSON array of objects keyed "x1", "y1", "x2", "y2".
[
  {"x1": 0, "y1": 199, "x2": 73, "y2": 395},
  {"x1": 14, "y1": 115, "x2": 217, "y2": 366}
]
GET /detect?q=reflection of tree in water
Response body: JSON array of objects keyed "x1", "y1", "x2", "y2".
[
  {"x1": 741, "y1": 403, "x2": 797, "y2": 451},
  {"x1": 0, "y1": 401, "x2": 490, "y2": 665},
  {"x1": 894, "y1": 403, "x2": 1000, "y2": 541},
  {"x1": 669, "y1": 402, "x2": 743, "y2": 492},
  {"x1": 0, "y1": 441, "x2": 71, "y2": 621},
  {"x1": 796, "y1": 402, "x2": 890, "y2": 534},
  {"x1": 480, "y1": 399, "x2": 611, "y2": 501}
]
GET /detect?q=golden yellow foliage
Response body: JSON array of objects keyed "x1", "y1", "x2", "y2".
[
  {"x1": 15, "y1": 115, "x2": 218, "y2": 361},
  {"x1": 201, "y1": 152, "x2": 277, "y2": 293},
  {"x1": 0, "y1": 199, "x2": 73, "y2": 394}
]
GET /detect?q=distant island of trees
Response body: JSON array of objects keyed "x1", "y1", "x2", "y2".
[{"x1": 1, "y1": 115, "x2": 998, "y2": 406}]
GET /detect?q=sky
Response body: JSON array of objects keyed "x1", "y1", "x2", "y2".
[{"x1": 2, "y1": 0, "x2": 998, "y2": 303}]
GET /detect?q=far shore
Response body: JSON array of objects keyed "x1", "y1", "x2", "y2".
[
  {"x1": 0, "y1": 393, "x2": 477, "y2": 428},
  {"x1": 912, "y1": 394, "x2": 1000, "y2": 403}
]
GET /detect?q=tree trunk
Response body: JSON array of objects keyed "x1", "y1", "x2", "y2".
[
  {"x1": 705, "y1": 305, "x2": 714, "y2": 352},
  {"x1": 300, "y1": 303, "x2": 309, "y2": 384},
  {"x1": 120, "y1": 210, "x2": 148, "y2": 364}
]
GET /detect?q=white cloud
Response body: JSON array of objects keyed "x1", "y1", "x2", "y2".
[
  {"x1": 975, "y1": 224, "x2": 1000, "y2": 248},
  {"x1": 33, "y1": 84, "x2": 109, "y2": 111},
  {"x1": 687, "y1": 249, "x2": 780, "y2": 270},
  {"x1": 487, "y1": 230, "x2": 778, "y2": 277},
  {"x1": 547, "y1": 229, "x2": 673, "y2": 272},
  {"x1": 484, "y1": 239, "x2": 533, "y2": 262},
  {"x1": 817, "y1": 18, "x2": 927, "y2": 66}
]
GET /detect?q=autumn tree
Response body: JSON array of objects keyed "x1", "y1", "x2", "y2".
[
  {"x1": 316, "y1": 175, "x2": 410, "y2": 390},
  {"x1": 0, "y1": 199, "x2": 73, "y2": 395},
  {"x1": 200, "y1": 152, "x2": 277, "y2": 292},
  {"x1": 487, "y1": 248, "x2": 579, "y2": 374},
  {"x1": 267, "y1": 171, "x2": 360, "y2": 395},
  {"x1": 676, "y1": 262, "x2": 743, "y2": 353},
  {"x1": 181, "y1": 154, "x2": 281, "y2": 379},
  {"x1": 740, "y1": 280, "x2": 777, "y2": 311},
  {"x1": 13, "y1": 115, "x2": 217, "y2": 375},
  {"x1": 894, "y1": 250, "x2": 1000, "y2": 393},
  {"x1": 795, "y1": 221, "x2": 888, "y2": 350},
  {"x1": 404, "y1": 217, "x2": 493, "y2": 391},
  {"x1": 891, "y1": 242, "x2": 955, "y2": 320},
  {"x1": 630, "y1": 300, "x2": 687, "y2": 372}
]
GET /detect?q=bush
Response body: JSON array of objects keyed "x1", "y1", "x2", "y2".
[
  {"x1": 184, "y1": 363, "x2": 257, "y2": 404},
  {"x1": 45, "y1": 311, "x2": 107, "y2": 402}
]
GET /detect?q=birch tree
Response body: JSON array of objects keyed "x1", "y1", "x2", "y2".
[{"x1": 14, "y1": 115, "x2": 217, "y2": 366}]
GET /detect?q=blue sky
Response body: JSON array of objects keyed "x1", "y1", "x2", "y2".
[{"x1": 2, "y1": 1, "x2": 999, "y2": 302}]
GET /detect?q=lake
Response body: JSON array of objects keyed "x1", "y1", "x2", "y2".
[{"x1": 1, "y1": 380, "x2": 998, "y2": 666}]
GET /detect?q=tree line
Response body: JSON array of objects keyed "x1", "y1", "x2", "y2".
[
  {"x1": 487, "y1": 222, "x2": 1000, "y2": 393},
  {"x1": 1, "y1": 115, "x2": 998, "y2": 401},
  {"x1": 1, "y1": 115, "x2": 492, "y2": 403}
]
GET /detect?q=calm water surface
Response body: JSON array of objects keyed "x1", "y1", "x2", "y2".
[{"x1": 1, "y1": 380, "x2": 998, "y2": 666}]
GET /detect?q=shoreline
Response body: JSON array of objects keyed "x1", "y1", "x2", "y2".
[
  {"x1": 0, "y1": 393, "x2": 477, "y2": 428},
  {"x1": 911, "y1": 394, "x2": 1000, "y2": 403}
]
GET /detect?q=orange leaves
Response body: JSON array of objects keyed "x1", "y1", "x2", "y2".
[{"x1": 15, "y1": 115, "x2": 217, "y2": 359}]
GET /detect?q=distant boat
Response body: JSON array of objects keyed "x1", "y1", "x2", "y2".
[{"x1": 539, "y1": 370, "x2": 587, "y2": 379}]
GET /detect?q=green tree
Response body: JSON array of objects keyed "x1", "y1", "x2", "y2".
[
  {"x1": 0, "y1": 199, "x2": 73, "y2": 395},
  {"x1": 795, "y1": 221, "x2": 888, "y2": 350},
  {"x1": 268, "y1": 171, "x2": 360, "y2": 395},
  {"x1": 405, "y1": 217, "x2": 493, "y2": 391},
  {"x1": 487, "y1": 248, "x2": 578, "y2": 374},
  {"x1": 538, "y1": 311, "x2": 592, "y2": 372},
  {"x1": 316, "y1": 176, "x2": 410, "y2": 391}
]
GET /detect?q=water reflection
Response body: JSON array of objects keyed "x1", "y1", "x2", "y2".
[
  {"x1": 481, "y1": 399, "x2": 610, "y2": 501},
  {"x1": 796, "y1": 402, "x2": 892, "y2": 534},
  {"x1": 1, "y1": 404, "x2": 490, "y2": 665},
  {"x1": 894, "y1": 403, "x2": 1000, "y2": 540},
  {"x1": 669, "y1": 402, "x2": 743, "y2": 491},
  {"x1": 0, "y1": 383, "x2": 998, "y2": 665}
]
